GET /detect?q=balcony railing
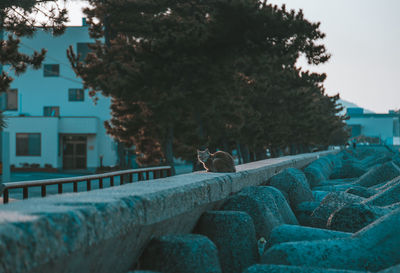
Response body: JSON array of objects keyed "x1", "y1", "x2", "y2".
[{"x1": 1, "y1": 166, "x2": 172, "y2": 204}]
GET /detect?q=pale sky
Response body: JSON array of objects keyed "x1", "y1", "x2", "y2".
[{"x1": 61, "y1": 0, "x2": 400, "y2": 113}]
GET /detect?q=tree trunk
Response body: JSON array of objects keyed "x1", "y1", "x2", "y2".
[
  {"x1": 164, "y1": 125, "x2": 176, "y2": 175},
  {"x1": 117, "y1": 141, "x2": 127, "y2": 169},
  {"x1": 222, "y1": 137, "x2": 229, "y2": 153},
  {"x1": 195, "y1": 112, "x2": 207, "y2": 149},
  {"x1": 236, "y1": 141, "x2": 243, "y2": 165},
  {"x1": 240, "y1": 143, "x2": 250, "y2": 163},
  {"x1": 255, "y1": 147, "x2": 266, "y2": 161}
]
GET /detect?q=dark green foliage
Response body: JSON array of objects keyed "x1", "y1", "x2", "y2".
[
  {"x1": 68, "y1": 0, "x2": 348, "y2": 167},
  {"x1": 0, "y1": 1, "x2": 67, "y2": 92}
]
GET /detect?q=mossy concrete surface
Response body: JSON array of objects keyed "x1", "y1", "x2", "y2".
[{"x1": 0, "y1": 150, "x2": 336, "y2": 273}]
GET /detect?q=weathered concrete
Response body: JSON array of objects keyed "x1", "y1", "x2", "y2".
[
  {"x1": 139, "y1": 234, "x2": 221, "y2": 273},
  {"x1": 363, "y1": 176, "x2": 400, "y2": 206},
  {"x1": 354, "y1": 161, "x2": 400, "y2": 188},
  {"x1": 195, "y1": 211, "x2": 258, "y2": 273},
  {"x1": 310, "y1": 192, "x2": 365, "y2": 228},
  {"x1": 294, "y1": 201, "x2": 320, "y2": 226},
  {"x1": 220, "y1": 186, "x2": 298, "y2": 239},
  {"x1": 268, "y1": 168, "x2": 314, "y2": 209},
  {"x1": 326, "y1": 203, "x2": 384, "y2": 232},
  {"x1": 329, "y1": 159, "x2": 368, "y2": 180},
  {"x1": 243, "y1": 264, "x2": 367, "y2": 273},
  {"x1": 266, "y1": 224, "x2": 351, "y2": 249},
  {"x1": 0, "y1": 151, "x2": 335, "y2": 273},
  {"x1": 378, "y1": 264, "x2": 400, "y2": 273},
  {"x1": 261, "y1": 208, "x2": 400, "y2": 272},
  {"x1": 345, "y1": 186, "x2": 375, "y2": 198}
]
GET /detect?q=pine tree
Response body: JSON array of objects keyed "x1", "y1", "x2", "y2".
[
  {"x1": 0, "y1": 0, "x2": 67, "y2": 91},
  {"x1": 68, "y1": 0, "x2": 347, "y2": 168}
]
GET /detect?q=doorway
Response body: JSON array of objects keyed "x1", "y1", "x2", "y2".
[{"x1": 62, "y1": 135, "x2": 87, "y2": 169}]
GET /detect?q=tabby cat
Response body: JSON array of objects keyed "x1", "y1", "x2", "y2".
[{"x1": 197, "y1": 148, "x2": 236, "y2": 173}]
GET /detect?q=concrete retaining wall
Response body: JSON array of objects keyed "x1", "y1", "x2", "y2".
[{"x1": 0, "y1": 151, "x2": 336, "y2": 273}]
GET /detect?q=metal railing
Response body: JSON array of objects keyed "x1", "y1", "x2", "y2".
[{"x1": 1, "y1": 166, "x2": 172, "y2": 204}]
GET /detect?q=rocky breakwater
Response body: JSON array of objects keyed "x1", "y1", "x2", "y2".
[{"x1": 133, "y1": 147, "x2": 400, "y2": 273}]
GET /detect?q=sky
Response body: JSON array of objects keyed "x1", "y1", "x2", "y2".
[{"x1": 61, "y1": 0, "x2": 400, "y2": 113}]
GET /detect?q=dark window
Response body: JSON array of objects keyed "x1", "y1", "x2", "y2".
[
  {"x1": 16, "y1": 133, "x2": 41, "y2": 156},
  {"x1": 43, "y1": 64, "x2": 60, "y2": 77},
  {"x1": 68, "y1": 88, "x2": 84, "y2": 101},
  {"x1": 77, "y1": 43, "x2": 93, "y2": 62},
  {"x1": 6, "y1": 89, "x2": 18, "y2": 110},
  {"x1": 43, "y1": 106, "x2": 60, "y2": 117}
]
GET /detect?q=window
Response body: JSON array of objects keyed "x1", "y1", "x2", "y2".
[
  {"x1": 1, "y1": 89, "x2": 18, "y2": 110},
  {"x1": 43, "y1": 64, "x2": 60, "y2": 77},
  {"x1": 77, "y1": 43, "x2": 93, "y2": 62},
  {"x1": 43, "y1": 106, "x2": 60, "y2": 117},
  {"x1": 68, "y1": 88, "x2": 84, "y2": 101},
  {"x1": 6, "y1": 89, "x2": 18, "y2": 110},
  {"x1": 16, "y1": 133, "x2": 41, "y2": 156}
]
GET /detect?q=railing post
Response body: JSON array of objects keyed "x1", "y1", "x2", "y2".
[
  {"x1": 129, "y1": 173, "x2": 133, "y2": 183},
  {"x1": 167, "y1": 168, "x2": 172, "y2": 177},
  {"x1": 153, "y1": 170, "x2": 157, "y2": 179},
  {"x1": 99, "y1": 177, "x2": 103, "y2": 189},
  {"x1": 3, "y1": 189, "x2": 9, "y2": 204},
  {"x1": 120, "y1": 175, "x2": 124, "y2": 185},
  {"x1": 146, "y1": 171, "x2": 150, "y2": 180},
  {"x1": 41, "y1": 185, "x2": 46, "y2": 197},
  {"x1": 58, "y1": 184, "x2": 63, "y2": 194},
  {"x1": 73, "y1": 182, "x2": 78, "y2": 192},
  {"x1": 110, "y1": 176, "x2": 114, "y2": 187},
  {"x1": 87, "y1": 179, "x2": 91, "y2": 191},
  {"x1": 138, "y1": 172, "x2": 143, "y2": 181},
  {"x1": 23, "y1": 187, "x2": 28, "y2": 199}
]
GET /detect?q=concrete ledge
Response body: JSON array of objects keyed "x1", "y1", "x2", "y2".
[{"x1": 0, "y1": 151, "x2": 336, "y2": 273}]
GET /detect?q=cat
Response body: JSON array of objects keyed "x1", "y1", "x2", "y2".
[{"x1": 197, "y1": 148, "x2": 236, "y2": 173}]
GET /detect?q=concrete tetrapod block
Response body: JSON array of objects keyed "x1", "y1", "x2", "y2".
[
  {"x1": 345, "y1": 186, "x2": 376, "y2": 198},
  {"x1": 329, "y1": 160, "x2": 368, "y2": 180},
  {"x1": 294, "y1": 201, "x2": 320, "y2": 226},
  {"x1": 220, "y1": 186, "x2": 298, "y2": 239},
  {"x1": 354, "y1": 161, "x2": 400, "y2": 188},
  {"x1": 313, "y1": 183, "x2": 354, "y2": 192},
  {"x1": 266, "y1": 224, "x2": 351, "y2": 250},
  {"x1": 261, "y1": 208, "x2": 400, "y2": 272},
  {"x1": 195, "y1": 211, "x2": 258, "y2": 273},
  {"x1": 139, "y1": 234, "x2": 221, "y2": 273},
  {"x1": 310, "y1": 158, "x2": 334, "y2": 179},
  {"x1": 268, "y1": 168, "x2": 314, "y2": 209},
  {"x1": 312, "y1": 190, "x2": 330, "y2": 203},
  {"x1": 131, "y1": 271, "x2": 161, "y2": 273},
  {"x1": 361, "y1": 153, "x2": 392, "y2": 169},
  {"x1": 371, "y1": 175, "x2": 400, "y2": 191},
  {"x1": 326, "y1": 203, "x2": 388, "y2": 233},
  {"x1": 378, "y1": 264, "x2": 400, "y2": 272},
  {"x1": 316, "y1": 178, "x2": 356, "y2": 187},
  {"x1": 243, "y1": 264, "x2": 367, "y2": 273},
  {"x1": 304, "y1": 165, "x2": 327, "y2": 188},
  {"x1": 310, "y1": 192, "x2": 365, "y2": 228},
  {"x1": 392, "y1": 154, "x2": 400, "y2": 168},
  {"x1": 363, "y1": 176, "x2": 400, "y2": 206}
]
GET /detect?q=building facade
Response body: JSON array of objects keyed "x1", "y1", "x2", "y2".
[
  {"x1": 1, "y1": 25, "x2": 118, "y2": 171},
  {"x1": 346, "y1": 108, "x2": 400, "y2": 146}
]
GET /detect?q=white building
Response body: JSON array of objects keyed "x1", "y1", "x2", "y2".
[
  {"x1": 346, "y1": 108, "x2": 400, "y2": 146},
  {"x1": 1, "y1": 25, "x2": 119, "y2": 171}
]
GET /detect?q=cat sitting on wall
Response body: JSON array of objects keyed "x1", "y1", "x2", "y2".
[{"x1": 197, "y1": 148, "x2": 236, "y2": 173}]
